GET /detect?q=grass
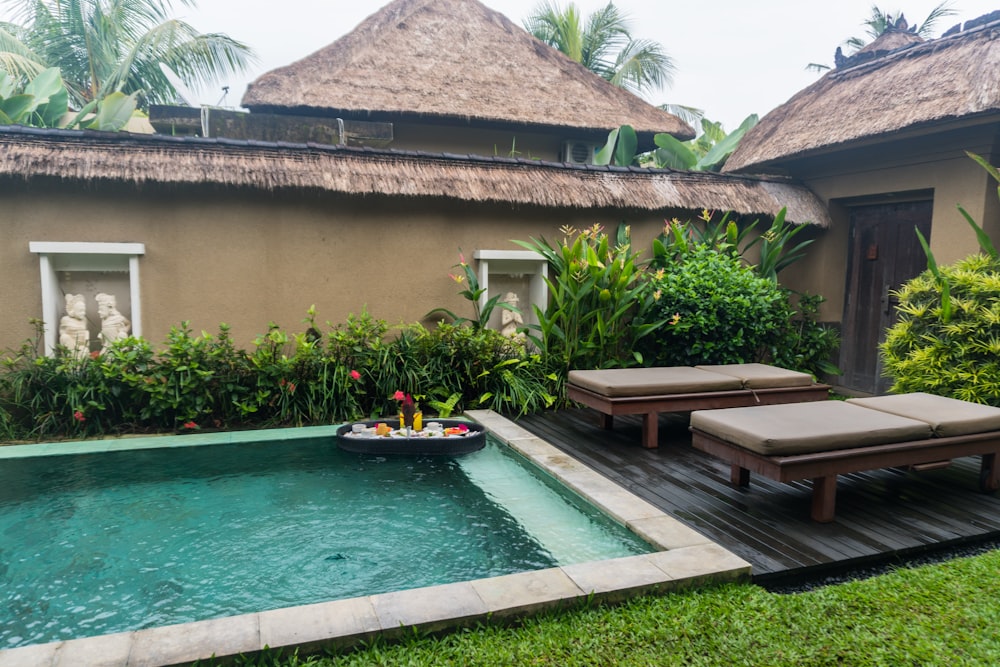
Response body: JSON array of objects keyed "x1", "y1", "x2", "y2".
[{"x1": 220, "y1": 548, "x2": 1000, "y2": 667}]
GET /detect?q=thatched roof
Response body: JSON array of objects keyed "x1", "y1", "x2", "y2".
[
  {"x1": 241, "y1": 0, "x2": 693, "y2": 147},
  {"x1": 725, "y1": 12, "x2": 1000, "y2": 174},
  {"x1": 0, "y1": 125, "x2": 829, "y2": 226}
]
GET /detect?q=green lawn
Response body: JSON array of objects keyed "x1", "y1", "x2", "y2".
[{"x1": 228, "y1": 547, "x2": 1000, "y2": 667}]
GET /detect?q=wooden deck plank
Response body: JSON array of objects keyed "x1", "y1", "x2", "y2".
[{"x1": 515, "y1": 408, "x2": 1000, "y2": 582}]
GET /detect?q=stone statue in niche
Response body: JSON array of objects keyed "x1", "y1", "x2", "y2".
[
  {"x1": 96, "y1": 292, "x2": 131, "y2": 351},
  {"x1": 59, "y1": 293, "x2": 90, "y2": 359},
  {"x1": 500, "y1": 291, "x2": 525, "y2": 339}
]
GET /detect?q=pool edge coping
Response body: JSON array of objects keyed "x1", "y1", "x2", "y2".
[{"x1": 0, "y1": 411, "x2": 751, "y2": 667}]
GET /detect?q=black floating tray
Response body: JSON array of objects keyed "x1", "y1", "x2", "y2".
[{"x1": 336, "y1": 418, "x2": 486, "y2": 455}]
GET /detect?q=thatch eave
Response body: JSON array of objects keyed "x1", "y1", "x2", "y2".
[
  {"x1": 725, "y1": 13, "x2": 1000, "y2": 173},
  {"x1": 0, "y1": 124, "x2": 829, "y2": 227}
]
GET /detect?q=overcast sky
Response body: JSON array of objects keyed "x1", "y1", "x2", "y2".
[{"x1": 29, "y1": 1, "x2": 1000, "y2": 131}]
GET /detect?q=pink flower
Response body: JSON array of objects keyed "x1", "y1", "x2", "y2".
[
  {"x1": 449, "y1": 272, "x2": 465, "y2": 284},
  {"x1": 73, "y1": 410, "x2": 85, "y2": 422},
  {"x1": 393, "y1": 390, "x2": 406, "y2": 401},
  {"x1": 458, "y1": 252, "x2": 467, "y2": 266},
  {"x1": 349, "y1": 369, "x2": 361, "y2": 381}
]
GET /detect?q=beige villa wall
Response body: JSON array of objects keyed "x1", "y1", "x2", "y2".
[{"x1": 1, "y1": 181, "x2": 680, "y2": 354}]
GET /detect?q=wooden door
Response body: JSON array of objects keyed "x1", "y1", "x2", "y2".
[{"x1": 840, "y1": 201, "x2": 933, "y2": 395}]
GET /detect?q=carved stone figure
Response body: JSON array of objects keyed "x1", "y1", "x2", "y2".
[
  {"x1": 59, "y1": 293, "x2": 90, "y2": 359},
  {"x1": 96, "y1": 292, "x2": 131, "y2": 351},
  {"x1": 500, "y1": 291, "x2": 524, "y2": 338}
]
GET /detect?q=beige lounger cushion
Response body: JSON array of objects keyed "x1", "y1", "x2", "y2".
[
  {"x1": 568, "y1": 367, "x2": 742, "y2": 397},
  {"x1": 695, "y1": 363, "x2": 814, "y2": 389},
  {"x1": 690, "y1": 401, "x2": 933, "y2": 456},
  {"x1": 847, "y1": 392, "x2": 1000, "y2": 438}
]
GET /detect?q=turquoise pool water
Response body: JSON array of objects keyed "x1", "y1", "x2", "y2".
[{"x1": 1, "y1": 433, "x2": 652, "y2": 648}]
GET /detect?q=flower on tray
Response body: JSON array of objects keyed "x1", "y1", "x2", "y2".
[{"x1": 393, "y1": 390, "x2": 419, "y2": 428}]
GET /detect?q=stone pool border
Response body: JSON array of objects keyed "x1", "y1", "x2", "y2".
[{"x1": 0, "y1": 411, "x2": 750, "y2": 667}]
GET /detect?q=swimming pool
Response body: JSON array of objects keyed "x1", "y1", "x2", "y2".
[{"x1": 1, "y1": 424, "x2": 652, "y2": 649}]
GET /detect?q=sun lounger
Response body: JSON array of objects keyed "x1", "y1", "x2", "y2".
[
  {"x1": 689, "y1": 393, "x2": 1000, "y2": 522},
  {"x1": 566, "y1": 363, "x2": 830, "y2": 449}
]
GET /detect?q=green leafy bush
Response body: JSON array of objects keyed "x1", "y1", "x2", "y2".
[
  {"x1": 0, "y1": 309, "x2": 557, "y2": 441},
  {"x1": 881, "y1": 153, "x2": 1000, "y2": 404},
  {"x1": 881, "y1": 254, "x2": 1000, "y2": 403},
  {"x1": 638, "y1": 245, "x2": 790, "y2": 366}
]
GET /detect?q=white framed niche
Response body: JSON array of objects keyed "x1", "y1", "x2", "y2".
[
  {"x1": 29, "y1": 242, "x2": 145, "y2": 356},
  {"x1": 472, "y1": 250, "x2": 548, "y2": 332}
]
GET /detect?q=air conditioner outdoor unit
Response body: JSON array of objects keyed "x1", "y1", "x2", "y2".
[{"x1": 561, "y1": 140, "x2": 600, "y2": 165}]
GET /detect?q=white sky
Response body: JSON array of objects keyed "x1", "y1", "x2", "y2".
[{"x1": 12, "y1": 0, "x2": 1000, "y2": 132}]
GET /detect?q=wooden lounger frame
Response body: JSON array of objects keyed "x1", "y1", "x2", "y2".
[
  {"x1": 567, "y1": 383, "x2": 831, "y2": 449},
  {"x1": 690, "y1": 428, "x2": 1000, "y2": 522}
]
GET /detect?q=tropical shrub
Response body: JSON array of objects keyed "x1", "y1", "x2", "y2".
[
  {"x1": 652, "y1": 208, "x2": 814, "y2": 283},
  {"x1": 768, "y1": 293, "x2": 841, "y2": 378},
  {"x1": 881, "y1": 253, "x2": 1000, "y2": 404},
  {"x1": 0, "y1": 308, "x2": 558, "y2": 441},
  {"x1": 514, "y1": 223, "x2": 666, "y2": 375},
  {"x1": 881, "y1": 153, "x2": 1000, "y2": 404},
  {"x1": 637, "y1": 245, "x2": 791, "y2": 367}
]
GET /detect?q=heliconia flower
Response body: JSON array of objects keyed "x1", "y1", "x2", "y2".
[
  {"x1": 349, "y1": 369, "x2": 361, "y2": 380},
  {"x1": 449, "y1": 272, "x2": 465, "y2": 284},
  {"x1": 458, "y1": 252, "x2": 467, "y2": 266},
  {"x1": 393, "y1": 390, "x2": 406, "y2": 401},
  {"x1": 183, "y1": 421, "x2": 199, "y2": 429},
  {"x1": 287, "y1": 383, "x2": 297, "y2": 394},
  {"x1": 670, "y1": 313, "x2": 682, "y2": 325},
  {"x1": 279, "y1": 378, "x2": 287, "y2": 387},
  {"x1": 73, "y1": 410, "x2": 85, "y2": 422}
]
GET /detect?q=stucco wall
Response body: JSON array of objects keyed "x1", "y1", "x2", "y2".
[{"x1": 1, "y1": 180, "x2": 680, "y2": 353}]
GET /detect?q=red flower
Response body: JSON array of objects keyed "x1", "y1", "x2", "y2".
[
  {"x1": 350, "y1": 369, "x2": 361, "y2": 381},
  {"x1": 183, "y1": 421, "x2": 199, "y2": 430},
  {"x1": 73, "y1": 410, "x2": 85, "y2": 422},
  {"x1": 287, "y1": 382, "x2": 296, "y2": 394},
  {"x1": 90, "y1": 350, "x2": 101, "y2": 360},
  {"x1": 393, "y1": 390, "x2": 406, "y2": 401},
  {"x1": 279, "y1": 378, "x2": 287, "y2": 387}
]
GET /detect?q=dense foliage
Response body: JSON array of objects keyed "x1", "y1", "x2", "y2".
[
  {"x1": 513, "y1": 224, "x2": 666, "y2": 375},
  {"x1": 638, "y1": 244, "x2": 790, "y2": 366},
  {"x1": 0, "y1": 310, "x2": 556, "y2": 441},
  {"x1": 881, "y1": 153, "x2": 1000, "y2": 404},
  {"x1": 881, "y1": 254, "x2": 1000, "y2": 404}
]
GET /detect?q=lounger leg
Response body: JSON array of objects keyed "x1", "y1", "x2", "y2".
[
  {"x1": 731, "y1": 465, "x2": 750, "y2": 487},
  {"x1": 599, "y1": 413, "x2": 614, "y2": 430},
  {"x1": 980, "y1": 453, "x2": 999, "y2": 492},
  {"x1": 811, "y1": 475, "x2": 837, "y2": 523},
  {"x1": 642, "y1": 412, "x2": 658, "y2": 449}
]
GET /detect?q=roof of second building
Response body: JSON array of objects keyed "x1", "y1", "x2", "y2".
[
  {"x1": 725, "y1": 11, "x2": 1000, "y2": 173},
  {"x1": 241, "y1": 0, "x2": 693, "y2": 143}
]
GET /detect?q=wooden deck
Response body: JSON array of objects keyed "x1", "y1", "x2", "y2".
[{"x1": 515, "y1": 408, "x2": 1000, "y2": 586}]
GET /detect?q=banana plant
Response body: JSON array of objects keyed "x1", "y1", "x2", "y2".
[{"x1": 1, "y1": 66, "x2": 136, "y2": 131}]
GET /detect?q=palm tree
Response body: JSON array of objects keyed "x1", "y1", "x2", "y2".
[
  {"x1": 0, "y1": 0, "x2": 256, "y2": 108},
  {"x1": 524, "y1": 1, "x2": 675, "y2": 96},
  {"x1": 807, "y1": 2, "x2": 957, "y2": 72},
  {"x1": 844, "y1": 2, "x2": 957, "y2": 50}
]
